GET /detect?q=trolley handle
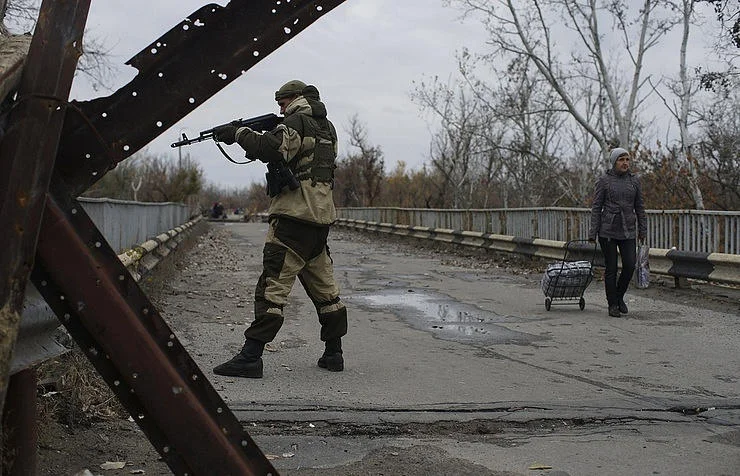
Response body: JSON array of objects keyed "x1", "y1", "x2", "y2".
[{"x1": 564, "y1": 239, "x2": 598, "y2": 264}]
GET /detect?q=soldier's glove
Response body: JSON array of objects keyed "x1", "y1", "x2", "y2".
[{"x1": 214, "y1": 125, "x2": 237, "y2": 145}]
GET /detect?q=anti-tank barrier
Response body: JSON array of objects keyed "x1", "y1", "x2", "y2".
[
  {"x1": 335, "y1": 218, "x2": 740, "y2": 286},
  {"x1": 12, "y1": 215, "x2": 203, "y2": 376}
]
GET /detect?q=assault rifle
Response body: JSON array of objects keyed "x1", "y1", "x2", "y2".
[
  {"x1": 171, "y1": 113, "x2": 299, "y2": 196},
  {"x1": 170, "y1": 113, "x2": 282, "y2": 158}
]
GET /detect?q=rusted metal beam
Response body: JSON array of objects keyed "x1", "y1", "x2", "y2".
[
  {"x1": 56, "y1": 0, "x2": 347, "y2": 196},
  {"x1": 0, "y1": 0, "x2": 89, "y2": 410},
  {"x1": 33, "y1": 195, "x2": 277, "y2": 474},
  {"x1": 1, "y1": 369, "x2": 37, "y2": 476}
]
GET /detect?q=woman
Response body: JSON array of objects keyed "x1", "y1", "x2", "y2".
[{"x1": 589, "y1": 147, "x2": 647, "y2": 317}]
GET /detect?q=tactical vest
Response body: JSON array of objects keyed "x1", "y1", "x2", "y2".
[{"x1": 281, "y1": 113, "x2": 337, "y2": 186}]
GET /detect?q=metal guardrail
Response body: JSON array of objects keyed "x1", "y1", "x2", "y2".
[
  {"x1": 335, "y1": 219, "x2": 740, "y2": 286},
  {"x1": 338, "y1": 207, "x2": 740, "y2": 255},
  {"x1": 80, "y1": 197, "x2": 190, "y2": 253}
]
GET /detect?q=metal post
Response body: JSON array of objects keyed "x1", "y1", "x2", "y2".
[{"x1": 1, "y1": 369, "x2": 38, "y2": 476}]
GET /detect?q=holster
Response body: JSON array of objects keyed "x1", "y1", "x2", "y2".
[{"x1": 265, "y1": 161, "x2": 300, "y2": 197}]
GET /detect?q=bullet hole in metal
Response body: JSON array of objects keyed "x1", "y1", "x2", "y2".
[
  {"x1": 317, "y1": 5, "x2": 323, "y2": 11},
  {"x1": 192, "y1": 374, "x2": 198, "y2": 381},
  {"x1": 241, "y1": 440, "x2": 248, "y2": 447},
  {"x1": 85, "y1": 153, "x2": 91, "y2": 158},
  {"x1": 163, "y1": 446, "x2": 170, "y2": 453},
  {"x1": 63, "y1": 313, "x2": 70, "y2": 321},
  {"x1": 150, "y1": 48, "x2": 157, "y2": 54},
  {"x1": 188, "y1": 97, "x2": 195, "y2": 104},
  {"x1": 132, "y1": 373, "x2": 138, "y2": 379},
  {"x1": 119, "y1": 275, "x2": 125, "y2": 281},
  {"x1": 92, "y1": 171, "x2": 98, "y2": 176},
  {"x1": 271, "y1": 9, "x2": 276, "y2": 13},
  {"x1": 253, "y1": 37, "x2": 258, "y2": 41},
  {"x1": 123, "y1": 145, "x2": 130, "y2": 151},
  {"x1": 41, "y1": 280, "x2": 47, "y2": 286},
  {"x1": 167, "y1": 341, "x2": 174, "y2": 348},
  {"x1": 132, "y1": 91, "x2": 138, "y2": 96},
  {"x1": 71, "y1": 208, "x2": 77, "y2": 214},
  {"x1": 89, "y1": 347, "x2": 98, "y2": 356},
  {"x1": 138, "y1": 414, "x2": 145, "y2": 420},
  {"x1": 101, "y1": 112, "x2": 107, "y2": 117},
  {"x1": 194, "y1": 19, "x2": 204, "y2": 26},
  {"x1": 182, "y1": 24, "x2": 189, "y2": 30},
  {"x1": 113, "y1": 380, "x2": 120, "y2": 386},
  {"x1": 156, "y1": 42, "x2": 162, "y2": 47},
  {"x1": 222, "y1": 427, "x2": 229, "y2": 435},
  {"x1": 218, "y1": 73, "x2": 227, "y2": 80},
  {"x1": 172, "y1": 386, "x2": 183, "y2": 395},
  {"x1": 253, "y1": 51, "x2": 260, "y2": 57},
  {"x1": 94, "y1": 241, "x2": 101, "y2": 248},
  {"x1": 284, "y1": 27, "x2": 291, "y2": 34},
  {"x1": 158, "y1": 72, "x2": 164, "y2": 77},
  {"x1": 59, "y1": 295, "x2": 65, "y2": 301},
  {"x1": 217, "y1": 407, "x2": 223, "y2": 414},
  {"x1": 293, "y1": 18, "x2": 299, "y2": 25},
  {"x1": 156, "y1": 121, "x2": 163, "y2": 127},
  {"x1": 142, "y1": 308, "x2": 149, "y2": 315}
]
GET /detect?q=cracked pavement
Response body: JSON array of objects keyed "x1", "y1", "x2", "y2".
[{"x1": 156, "y1": 222, "x2": 740, "y2": 475}]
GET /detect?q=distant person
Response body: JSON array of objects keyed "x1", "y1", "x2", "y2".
[
  {"x1": 211, "y1": 201, "x2": 225, "y2": 219},
  {"x1": 211, "y1": 80, "x2": 348, "y2": 378},
  {"x1": 589, "y1": 147, "x2": 647, "y2": 317}
]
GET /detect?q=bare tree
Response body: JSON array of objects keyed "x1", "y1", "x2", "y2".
[
  {"x1": 339, "y1": 115, "x2": 385, "y2": 206},
  {"x1": 411, "y1": 77, "x2": 484, "y2": 208},
  {"x1": 1, "y1": 0, "x2": 115, "y2": 90},
  {"x1": 446, "y1": 0, "x2": 676, "y2": 163}
]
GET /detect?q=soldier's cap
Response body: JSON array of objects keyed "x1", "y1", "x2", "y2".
[{"x1": 275, "y1": 80, "x2": 307, "y2": 101}]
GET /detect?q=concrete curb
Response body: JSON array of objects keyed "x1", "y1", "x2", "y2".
[
  {"x1": 336, "y1": 218, "x2": 740, "y2": 285},
  {"x1": 118, "y1": 216, "x2": 202, "y2": 282}
]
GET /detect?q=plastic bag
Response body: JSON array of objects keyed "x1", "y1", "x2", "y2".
[{"x1": 636, "y1": 243, "x2": 650, "y2": 289}]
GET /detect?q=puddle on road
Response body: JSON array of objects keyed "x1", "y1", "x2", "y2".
[{"x1": 354, "y1": 290, "x2": 546, "y2": 346}]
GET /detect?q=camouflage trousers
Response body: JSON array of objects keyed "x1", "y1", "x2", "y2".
[{"x1": 244, "y1": 217, "x2": 347, "y2": 344}]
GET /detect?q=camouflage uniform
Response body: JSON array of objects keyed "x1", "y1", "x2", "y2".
[{"x1": 232, "y1": 82, "x2": 347, "y2": 349}]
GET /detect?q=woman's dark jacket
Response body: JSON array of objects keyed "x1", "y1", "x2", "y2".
[{"x1": 589, "y1": 169, "x2": 647, "y2": 241}]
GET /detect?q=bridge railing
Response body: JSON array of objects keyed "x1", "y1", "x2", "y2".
[
  {"x1": 15, "y1": 199, "x2": 196, "y2": 375},
  {"x1": 338, "y1": 207, "x2": 740, "y2": 255},
  {"x1": 79, "y1": 197, "x2": 190, "y2": 253}
]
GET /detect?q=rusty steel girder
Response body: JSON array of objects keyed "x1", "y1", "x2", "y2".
[
  {"x1": 0, "y1": 0, "x2": 90, "y2": 411},
  {"x1": 2, "y1": 0, "x2": 348, "y2": 474}
]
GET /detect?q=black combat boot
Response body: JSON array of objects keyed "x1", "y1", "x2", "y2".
[
  {"x1": 317, "y1": 337, "x2": 343, "y2": 372},
  {"x1": 213, "y1": 338, "x2": 264, "y2": 378},
  {"x1": 618, "y1": 298, "x2": 629, "y2": 314},
  {"x1": 608, "y1": 305, "x2": 621, "y2": 318}
]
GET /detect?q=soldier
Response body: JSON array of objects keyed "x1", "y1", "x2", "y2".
[{"x1": 211, "y1": 80, "x2": 348, "y2": 378}]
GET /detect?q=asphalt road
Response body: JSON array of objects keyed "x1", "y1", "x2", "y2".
[{"x1": 158, "y1": 222, "x2": 739, "y2": 476}]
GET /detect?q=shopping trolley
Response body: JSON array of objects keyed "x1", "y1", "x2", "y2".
[{"x1": 541, "y1": 239, "x2": 598, "y2": 311}]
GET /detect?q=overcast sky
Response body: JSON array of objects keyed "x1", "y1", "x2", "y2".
[{"x1": 65, "y1": 1, "x2": 487, "y2": 189}]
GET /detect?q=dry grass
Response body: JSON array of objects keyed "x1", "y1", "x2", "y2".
[{"x1": 36, "y1": 349, "x2": 127, "y2": 426}]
